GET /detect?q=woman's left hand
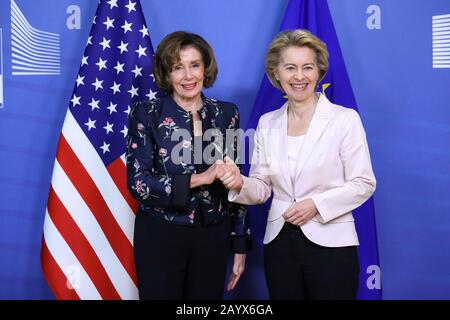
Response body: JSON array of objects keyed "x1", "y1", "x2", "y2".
[
  {"x1": 282, "y1": 199, "x2": 318, "y2": 226},
  {"x1": 227, "y1": 253, "x2": 246, "y2": 291}
]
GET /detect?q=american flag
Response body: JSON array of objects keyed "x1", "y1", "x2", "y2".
[{"x1": 41, "y1": 0, "x2": 158, "y2": 299}]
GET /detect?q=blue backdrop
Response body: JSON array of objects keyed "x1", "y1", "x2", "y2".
[{"x1": 0, "y1": 0, "x2": 450, "y2": 299}]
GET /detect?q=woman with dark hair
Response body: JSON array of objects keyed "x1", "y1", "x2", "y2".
[{"x1": 126, "y1": 31, "x2": 250, "y2": 300}]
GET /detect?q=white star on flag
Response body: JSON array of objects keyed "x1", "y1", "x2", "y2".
[
  {"x1": 110, "y1": 82, "x2": 121, "y2": 94},
  {"x1": 100, "y1": 141, "x2": 110, "y2": 154},
  {"x1": 88, "y1": 98, "x2": 100, "y2": 111},
  {"x1": 146, "y1": 89, "x2": 157, "y2": 100},
  {"x1": 139, "y1": 25, "x2": 149, "y2": 37},
  {"x1": 96, "y1": 57, "x2": 108, "y2": 70},
  {"x1": 128, "y1": 85, "x2": 139, "y2": 98},
  {"x1": 103, "y1": 16, "x2": 115, "y2": 30},
  {"x1": 125, "y1": 0, "x2": 137, "y2": 13},
  {"x1": 71, "y1": 94, "x2": 81, "y2": 107},
  {"x1": 114, "y1": 61, "x2": 125, "y2": 74},
  {"x1": 117, "y1": 41, "x2": 129, "y2": 53},
  {"x1": 120, "y1": 125, "x2": 128, "y2": 138},
  {"x1": 121, "y1": 20, "x2": 133, "y2": 33},
  {"x1": 135, "y1": 45, "x2": 147, "y2": 58},
  {"x1": 99, "y1": 37, "x2": 111, "y2": 50},
  {"x1": 76, "y1": 75, "x2": 85, "y2": 87},
  {"x1": 107, "y1": 0, "x2": 118, "y2": 9},
  {"x1": 103, "y1": 121, "x2": 114, "y2": 134},
  {"x1": 81, "y1": 55, "x2": 89, "y2": 66},
  {"x1": 107, "y1": 102, "x2": 118, "y2": 114},
  {"x1": 84, "y1": 118, "x2": 96, "y2": 130},
  {"x1": 131, "y1": 65, "x2": 142, "y2": 78},
  {"x1": 92, "y1": 78, "x2": 104, "y2": 91}
]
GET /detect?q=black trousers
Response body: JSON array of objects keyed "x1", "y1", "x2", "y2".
[
  {"x1": 264, "y1": 222, "x2": 359, "y2": 300},
  {"x1": 134, "y1": 212, "x2": 231, "y2": 300}
]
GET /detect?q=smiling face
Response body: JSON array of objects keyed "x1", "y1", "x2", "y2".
[
  {"x1": 169, "y1": 45, "x2": 205, "y2": 104},
  {"x1": 274, "y1": 46, "x2": 320, "y2": 104}
]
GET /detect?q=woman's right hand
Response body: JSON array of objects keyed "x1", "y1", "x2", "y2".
[
  {"x1": 220, "y1": 156, "x2": 243, "y2": 192},
  {"x1": 190, "y1": 159, "x2": 229, "y2": 188},
  {"x1": 202, "y1": 159, "x2": 228, "y2": 184}
]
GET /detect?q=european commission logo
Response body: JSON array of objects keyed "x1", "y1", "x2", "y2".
[
  {"x1": 11, "y1": 0, "x2": 61, "y2": 75},
  {"x1": 432, "y1": 14, "x2": 450, "y2": 68}
]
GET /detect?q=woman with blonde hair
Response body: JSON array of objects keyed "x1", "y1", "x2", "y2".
[{"x1": 221, "y1": 29, "x2": 376, "y2": 299}]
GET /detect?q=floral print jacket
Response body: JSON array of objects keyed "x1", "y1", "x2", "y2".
[{"x1": 126, "y1": 94, "x2": 251, "y2": 253}]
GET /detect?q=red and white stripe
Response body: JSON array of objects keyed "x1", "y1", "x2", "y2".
[{"x1": 42, "y1": 110, "x2": 139, "y2": 299}]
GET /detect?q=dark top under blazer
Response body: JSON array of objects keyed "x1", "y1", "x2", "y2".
[{"x1": 126, "y1": 94, "x2": 250, "y2": 253}]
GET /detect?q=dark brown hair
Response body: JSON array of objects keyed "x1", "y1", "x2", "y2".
[{"x1": 153, "y1": 31, "x2": 218, "y2": 92}]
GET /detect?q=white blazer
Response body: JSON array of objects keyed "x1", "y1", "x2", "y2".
[{"x1": 229, "y1": 93, "x2": 376, "y2": 247}]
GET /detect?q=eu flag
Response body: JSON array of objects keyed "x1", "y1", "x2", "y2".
[{"x1": 246, "y1": 0, "x2": 381, "y2": 300}]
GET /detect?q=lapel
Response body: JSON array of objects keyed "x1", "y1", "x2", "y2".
[
  {"x1": 293, "y1": 93, "x2": 332, "y2": 184},
  {"x1": 269, "y1": 102, "x2": 294, "y2": 197}
]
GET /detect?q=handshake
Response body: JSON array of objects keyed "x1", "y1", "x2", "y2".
[{"x1": 202, "y1": 156, "x2": 244, "y2": 192}]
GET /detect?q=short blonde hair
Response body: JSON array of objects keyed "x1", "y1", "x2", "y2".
[
  {"x1": 153, "y1": 31, "x2": 218, "y2": 93},
  {"x1": 265, "y1": 29, "x2": 329, "y2": 92}
]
